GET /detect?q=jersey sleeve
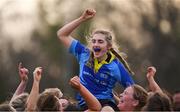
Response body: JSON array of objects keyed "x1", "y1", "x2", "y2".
[
  {"x1": 117, "y1": 62, "x2": 134, "y2": 88},
  {"x1": 68, "y1": 39, "x2": 89, "y2": 62}
]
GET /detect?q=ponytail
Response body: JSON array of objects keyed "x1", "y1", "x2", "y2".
[{"x1": 110, "y1": 48, "x2": 134, "y2": 75}]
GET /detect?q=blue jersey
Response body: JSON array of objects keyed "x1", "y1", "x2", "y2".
[{"x1": 69, "y1": 39, "x2": 134, "y2": 106}]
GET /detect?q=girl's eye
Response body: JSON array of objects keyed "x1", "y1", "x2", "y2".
[
  {"x1": 92, "y1": 39, "x2": 96, "y2": 43},
  {"x1": 124, "y1": 91, "x2": 128, "y2": 95},
  {"x1": 98, "y1": 40, "x2": 104, "y2": 44},
  {"x1": 92, "y1": 39, "x2": 104, "y2": 44}
]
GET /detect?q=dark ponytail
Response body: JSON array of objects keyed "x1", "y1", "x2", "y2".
[{"x1": 110, "y1": 48, "x2": 134, "y2": 75}]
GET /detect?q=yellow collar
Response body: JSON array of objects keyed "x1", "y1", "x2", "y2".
[{"x1": 94, "y1": 52, "x2": 115, "y2": 73}]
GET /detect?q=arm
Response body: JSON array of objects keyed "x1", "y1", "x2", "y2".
[
  {"x1": 10, "y1": 62, "x2": 29, "y2": 104},
  {"x1": 118, "y1": 63, "x2": 134, "y2": 88},
  {"x1": 146, "y1": 66, "x2": 163, "y2": 93},
  {"x1": 69, "y1": 76, "x2": 102, "y2": 111},
  {"x1": 26, "y1": 67, "x2": 42, "y2": 111},
  {"x1": 57, "y1": 9, "x2": 96, "y2": 48}
]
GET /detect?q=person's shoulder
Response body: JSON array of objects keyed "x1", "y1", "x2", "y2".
[
  {"x1": 106, "y1": 59, "x2": 120, "y2": 70},
  {"x1": 110, "y1": 58, "x2": 122, "y2": 66}
]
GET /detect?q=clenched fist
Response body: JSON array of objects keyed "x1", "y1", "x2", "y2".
[{"x1": 80, "y1": 9, "x2": 96, "y2": 20}]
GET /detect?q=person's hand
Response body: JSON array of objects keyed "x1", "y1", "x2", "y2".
[
  {"x1": 80, "y1": 9, "x2": 96, "y2": 20},
  {"x1": 147, "y1": 66, "x2": 156, "y2": 79},
  {"x1": 18, "y1": 62, "x2": 29, "y2": 82},
  {"x1": 69, "y1": 76, "x2": 81, "y2": 90},
  {"x1": 33, "y1": 67, "x2": 42, "y2": 82}
]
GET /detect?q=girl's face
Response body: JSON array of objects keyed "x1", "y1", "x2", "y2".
[
  {"x1": 57, "y1": 98, "x2": 69, "y2": 111},
  {"x1": 117, "y1": 86, "x2": 138, "y2": 111},
  {"x1": 91, "y1": 33, "x2": 110, "y2": 59}
]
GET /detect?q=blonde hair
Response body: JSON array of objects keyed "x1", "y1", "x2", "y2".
[
  {"x1": 132, "y1": 84, "x2": 148, "y2": 111},
  {"x1": 86, "y1": 29, "x2": 117, "y2": 49},
  {"x1": 86, "y1": 29, "x2": 134, "y2": 75},
  {"x1": 37, "y1": 94, "x2": 60, "y2": 111},
  {"x1": 0, "y1": 103, "x2": 16, "y2": 112},
  {"x1": 36, "y1": 88, "x2": 63, "y2": 111},
  {"x1": 42, "y1": 88, "x2": 63, "y2": 98},
  {"x1": 142, "y1": 91, "x2": 172, "y2": 111},
  {"x1": 10, "y1": 93, "x2": 29, "y2": 111}
]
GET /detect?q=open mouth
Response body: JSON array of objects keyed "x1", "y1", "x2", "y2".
[{"x1": 93, "y1": 47, "x2": 101, "y2": 52}]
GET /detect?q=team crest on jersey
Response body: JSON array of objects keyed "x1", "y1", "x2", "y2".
[
  {"x1": 83, "y1": 71, "x2": 93, "y2": 77},
  {"x1": 85, "y1": 60, "x2": 93, "y2": 69},
  {"x1": 100, "y1": 73, "x2": 108, "y2": 79}
]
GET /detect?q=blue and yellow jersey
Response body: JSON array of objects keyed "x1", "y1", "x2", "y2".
[{"x1": 69, "y1": 39, "x2": 134, "y2": 106}]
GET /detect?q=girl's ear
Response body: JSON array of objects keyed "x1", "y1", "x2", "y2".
[
  {"x1": 107, "y1": 44, "x2": 112, "y2": 50},
  {"x1": 132, "y1": 100, "x2": 139, "y2": 107}
]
